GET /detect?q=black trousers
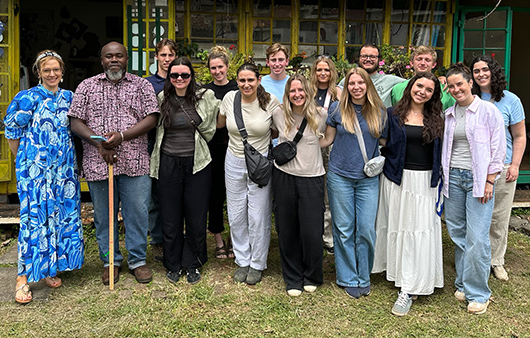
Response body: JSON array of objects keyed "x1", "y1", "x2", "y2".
[
  {"x1": 272, "y1": 167, "x2": 325, "y2": 290},
  {"x1": 158, "y1": 153, "x2": 211, "y2": 272},
  {"x1": 207, "y1": 143, "x2": 227, "y2": 234}
]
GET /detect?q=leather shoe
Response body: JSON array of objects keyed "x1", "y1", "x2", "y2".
[
  {"x1": 102, "y1": 266, "x2": 121, "y2": 285},
  {"x1": 129, "y1": 265, "x2": 153, "y2": 283}
]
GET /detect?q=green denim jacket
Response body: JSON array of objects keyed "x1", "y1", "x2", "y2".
[{"x1": 150, "y1": 88, "x2": 221, "y2": 178}]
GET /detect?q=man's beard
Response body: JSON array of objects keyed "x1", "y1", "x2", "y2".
[
  {"x1": 105, "y1": 68, "x2": 125, "y2": 81},
  {"x1": 360, "y1": 62, "x2": 378, "y2": 74}
]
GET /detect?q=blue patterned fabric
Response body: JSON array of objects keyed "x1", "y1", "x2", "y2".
[{"x1": 4, "y1": 84, "x2": 84, "y2": 282}]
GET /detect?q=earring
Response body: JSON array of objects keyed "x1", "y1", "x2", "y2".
[
  {"x1": 39, "y1": 77, "x2": 42, "y2": 84},
  {"x1": 60, "y1": 78, "x2": 64, "y2": 83}
]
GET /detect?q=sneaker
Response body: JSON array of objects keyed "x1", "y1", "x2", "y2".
[
  {"x1": 492, "y1": 265, "x2": 509, "y2": 281},
  {"x1": 152, "y1": 243, "x2": 163, "y2": 262},
  {"x1": 468, "y1": 300, "x2": 490, "y2": 315},
  {"x1": 304, "y1": 285, "x2": 317, "y2": 293},
  {"x1": 166, "y1": 270, "x2": 182, "y2": 284},
  {"x1": 392, "y1": 291, "x2": 413, "y2": 316},
  {"x1": 186, "y1": 268, "x2": 201, "y2": 284},
  {"x1": 287, "y1": 289, "x2": 302, "y2": 297},
  {"x1": 246, "y1": 267, "x2": 263, "y2": 285},
  {"x1": 345, "y1": 287, "x2": 361, "y2": 299},
  {"x1": 325, "y1": 246, "x2": 334, "y2": 255},
  {"x1": 359, "y1": 285, "x2": 371, "y2": 296},
  {"x1": 102, "y1": 266, "x2": 121, "y2": 285},
  {"x1": 454, "y1": 290, "x2": 466, "y2": 302},
  {"x1": 233, "y1": 266, "x2": 249, "y2": 283},
  {"x1": 129, "y1": 265, "x2": 153, "y2": 284}
]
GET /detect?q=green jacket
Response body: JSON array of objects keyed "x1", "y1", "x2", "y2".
[{"x1": 150, "y1": 88, "x2": 221, "y2": 177}]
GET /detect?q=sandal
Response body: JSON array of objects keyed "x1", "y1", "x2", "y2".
[
  {"x1": 215, "y1": 240, "x2": 228, "y2": 259},
  {"x1": 15, "y1": 283, "x2": 32, "y2": 304},
  {"x1": 45, "y1": 276, "x2": 62, "y2": 288},
  {"x1": 227, "y1": 238, "x2": 235, "y2": 259}
]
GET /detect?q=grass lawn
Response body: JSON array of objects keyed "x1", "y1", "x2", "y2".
[{"x1": 1, "y1": 223, "x2": 530, "y2": 338}]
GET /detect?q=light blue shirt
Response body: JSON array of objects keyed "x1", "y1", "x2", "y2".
[
  {"x1": 261, "y1": 75, "x2": 289, "y2": 103},
  {"x1": 480, "y1": 91, "x2": 525, "y2": 164}
]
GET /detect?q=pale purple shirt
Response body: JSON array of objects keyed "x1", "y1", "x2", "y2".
[
  {"x1": 442, "y1": 95, "x2": 506, "y2": 198},
  {"x1": 68, "y1": 73, "x2": 159, "y2": 181}
]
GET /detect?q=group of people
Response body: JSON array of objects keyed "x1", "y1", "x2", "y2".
[{"x1": 6, "y1": 40, "x2": 524, "y2": 319}]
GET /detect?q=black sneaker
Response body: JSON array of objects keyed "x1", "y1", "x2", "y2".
[
  {"x1": 186, "y1": 268, "x2": 201, "y2": 284},
  {"x1": 325, "y1": 246, "x2": 334, "y2": 255},
  {"x1": 166, "y1": 270, "x2": 181, "y2": 284}
]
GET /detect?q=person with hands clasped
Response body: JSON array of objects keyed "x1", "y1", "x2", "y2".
[
  {"x1": 442, "y1": 62, "x2": 506, "y2": 315},
  {"x1": 68, "y1": 41, "x2": 159, "y2": 286}
]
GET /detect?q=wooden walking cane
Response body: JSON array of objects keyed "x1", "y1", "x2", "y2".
[{"x1": 108, "y1": 162, "x2": 115, "y2": 290}]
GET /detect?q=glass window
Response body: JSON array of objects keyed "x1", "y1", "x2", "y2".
[
  {"x1": 252, "y1": 0, "x2": 292, "y2": 63},
  {"x1": 345, "y1": 0, "x2": 385, "y2": 63}
]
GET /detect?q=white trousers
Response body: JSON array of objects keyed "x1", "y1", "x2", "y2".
[
  {"x1": 490, "y1": 164, "x2": 517, "y2": 266},
  {"x1": 225, "y1": 150, "x2": 272, "y2": 271}
]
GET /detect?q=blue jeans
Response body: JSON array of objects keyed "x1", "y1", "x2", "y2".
[
  {"x1": 88, "y1": 174, "x2": 151, "y2": 269},
  {"x1": 327, "y1": 171, "x2": 379, "y2": 288},
  {"x1": 445, "y1": 168, "x2": 493, "y2": 303}
]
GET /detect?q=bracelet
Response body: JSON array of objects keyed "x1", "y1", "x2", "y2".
[
  {"x1": 486, "y1": 180, "x2": 495, "y2": 186},
  {"x1": 120, "y1": 131, "x2": 125, "y2": 142}
]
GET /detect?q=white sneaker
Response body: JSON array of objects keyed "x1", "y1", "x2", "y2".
[
  {"x1": 303, "y1": 285, "x2": 317, "y2": 293},
  {"x1": 392, "y1": 291, "x2": 413, "y2": 316},
  {"x1": 468, "y1": 300, "x2": 490, "y2": 315},
  {"x1": 454, "y1": 290, "x2": 466, "y2": 302},
  {"x1": 287, "y1": 289, "x2": 302, "y2": 297},
  {"x1": 492, "y1": 265, "x2": 509, "y2": 281}
]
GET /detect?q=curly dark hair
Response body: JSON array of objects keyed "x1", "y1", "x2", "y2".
[
  {"x1": 161, "y1": 57, "x2": 204, "y2": 128},
  {"x1": 393, "y1": 72, "x2": 444, "y2": 143},
  {"x1": 470, "y1": 55, "x2": 506, "y2": 102}
]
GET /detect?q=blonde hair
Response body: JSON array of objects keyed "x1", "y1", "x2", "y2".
[
  {"x1": 282, "y1": 74, "x2": 322, "y2": 138},
  {"x1": 266, "y1": 43, "x2": 290, "y2": 60},
  {"x1": 33, "y1": 50, "x2": 65, "y2": 76},
  {"x1": 207, "y1": 45, "x2": 229, "y2": 68},
  {"x1": 339, "y1": 67, "x2": 385, "y2": 137},
  {"x1": 310, "y1": 56, "x2": 339, "y2": 101},
  {"x1": 410, "y1": 45, "x2": 437, "y2": 62}
]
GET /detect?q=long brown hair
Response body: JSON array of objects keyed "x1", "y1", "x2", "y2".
[
  {"x1": 339, "y1": 67, "x2": 385, "y2": 137},
  {"x1": 393, "y1": 72, "x2": 444, "y2": 143},
  {"x1": 282, "y1": 74, "x2": 323, "y2": 137},
  {"x1": 309, "y1": 56, "x2": 339, "y2": 101}
]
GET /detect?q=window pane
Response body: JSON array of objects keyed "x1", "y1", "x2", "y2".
[
  {"x1": 252, "y1": 44, "x2": 268, "y2": 64},
  {"x1": 412, "y1": 24, "x2": 430, "y2": 46},
  {"x1": 300, "y1": 0, "x2": 318, "y2": 20},
  {"x1": 464, "y1": 30, "x2": 483, "y2": 48},
  {"x1": 176, "y1": 13, "x2": 184, "y2": 37},
  {"x1": 321, "y1": 0, "x2": 340, "y2": 20},
  {"x1": 149, "y1": 1, "x2": 169, "y2": 19},
  {"x1": 346, "y1": 22, "x2": 363, "y2": 45},
  {"x1": 322, "y1": 45, "x2": 338, "y2": 58},
  {"x1": 434, "y1": 49, "x2": 444, "y2": 70},
  {"x1": 366, "y1": 1, "x2": 384, "y2": 21},
  {"x1": 273, "y1": 20, "x2": 291, "y2": 43},
  {"x1": 299, "y1": 21, "x2": 318, "y2": 44},
  {"x1": 320, "y1": 22, "x2": 338, "y2": 44},
  {"x1": 392, "y1": 0, "x2": 409, "y2": 22},
  {"x1": 191, "y1": 14, "x2": 214, "y2": 38},
  {"x1": 253, "y1": 20, "x2": 271, "y2": 42},
  {"x1": 0, "y1": 46, "x2": 8, "y2": 72},
  {"x1": 0, "y1": 0, "x2": 8, "y2": 12},
  {"x1": 298, "y1": 45, "x2": 318, "y2": 63},
  {"x1": 346, "y1": 1, "x2": 364, "y2": 20},
  {"x1": 149, "y1": 21, "x2": 169, "y2": 44},
  {"x1": 463, "y1": 49, "x2": 482, "y2": 66},
  {"x1": 432, "y1": 25, "x2": 445, "y2": 48},
  {"x1": 254, "y1": 0, "x2": 271, "y2": 17},
  {"x1": 175, "y1": 1, "x2": 184, "y2": 11},
  {"x1": 219, "y1": 0, "x2": 238, "y2": 14},
  {"x1": 488, "y1": 50, "x2": 505, "y2": 67},
  {"x1": 366, "y1": 22, "x2": 383, "y2": 45},
  {"x1": 413, "y1": 0, "x2": 432, "y2": 23},
  {"x1": 274, "y1": 0, "x2": 292, "y2": 18},
  {"x1": 191, "y1": 0, "x2": 214, "y2": 12},
  {"x1": 486, "y1": 10, "x2": 506, "y2": 29},
  {"x1": 216, "y1": 16, "x2": 238, "y2": 39},
  {"x1": 433, "y1": 1, "x2": 447, "y2": 23},
  {"x1": 465, "y1": 12, "x2": 484, "y2": 30},
  {"x1": 390, "y1": 23, "x2": 409, "y2": 46},
  {"x1": 346, "y1": 46, "x2": 361, "y2": 63},
  {"x1": 485, "y1": 30, "x2": 506, "y2": 48}
]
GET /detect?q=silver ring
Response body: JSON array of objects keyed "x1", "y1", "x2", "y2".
[{"x1": 113, "y1": 155, "x2": 117, "y2": 158}]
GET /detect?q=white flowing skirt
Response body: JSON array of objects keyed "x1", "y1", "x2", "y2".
[{"x1": 373, "y1": 169, "x2": 444, "y2": 295}]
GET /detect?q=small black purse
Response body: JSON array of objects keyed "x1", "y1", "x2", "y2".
[{"x1": 272, "y1": 118, "x2": 307, "y2": 166}]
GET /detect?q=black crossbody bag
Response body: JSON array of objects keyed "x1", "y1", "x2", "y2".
[{"x1": 272, "y1": 118, "x2": 307, "y2": 165}]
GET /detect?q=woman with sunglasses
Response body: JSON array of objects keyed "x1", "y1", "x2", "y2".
[
  {"x1": 150, "y1": 57, "x2": 221, "y2": 284},
  {"x1": 443, "y1": 62, "x2": 505, "y2": 315},
  {"x1": 470, "y1": 55, "x2": 526, "y2": 282},
  {"x1": 309, "y1": 55, "x2": 343, "y2": 255},
  {"x1": 217, "y1": 63, "x2": 280, "y2": 285},
  {"x1": 320, "y1": 67, "x2": 386, "y2": 299},
  {"x1": 272, "y1": 74, "x2": 327, "y2": 296},
  {"x1": 203, "y1": 46, "x2": 238, "y2": 260},
  {"x1": 372, "y1": 72, "x2": 444, "y2": 316}
]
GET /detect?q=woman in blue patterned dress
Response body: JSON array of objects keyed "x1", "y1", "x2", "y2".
[{"x1": 4, "y1": 50, "x2": 84, "y2": 304}]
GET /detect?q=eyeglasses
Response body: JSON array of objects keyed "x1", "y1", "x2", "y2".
[
  {"x1": 169, "y1": 72, "x2": 191, "y2": 80},
  {"x1": 359, "y1": 54, "x2": 379, "y2": 60}
]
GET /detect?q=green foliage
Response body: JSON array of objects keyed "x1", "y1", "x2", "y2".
[
  {"x1": 331, "y1": 56, "x2": 354, "y2": 83},
  {"x1": 177, "y1": 39, "x2": 200, "y2": 58},
  {"x1": 379, "y1": 45, "x2": 415, "y2": 79}
]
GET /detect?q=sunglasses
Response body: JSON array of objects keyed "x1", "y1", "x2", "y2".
[{"x1": 169, "y1": 72, "x2": 191, "y2": 80}]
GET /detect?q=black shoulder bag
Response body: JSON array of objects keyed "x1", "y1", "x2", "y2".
[
  {"x1": 271, "y1": 118, "x2": 307, "y2": 165},
  {"x1": 233, "y1": 91, "x2": 273, "y2": 188}
]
